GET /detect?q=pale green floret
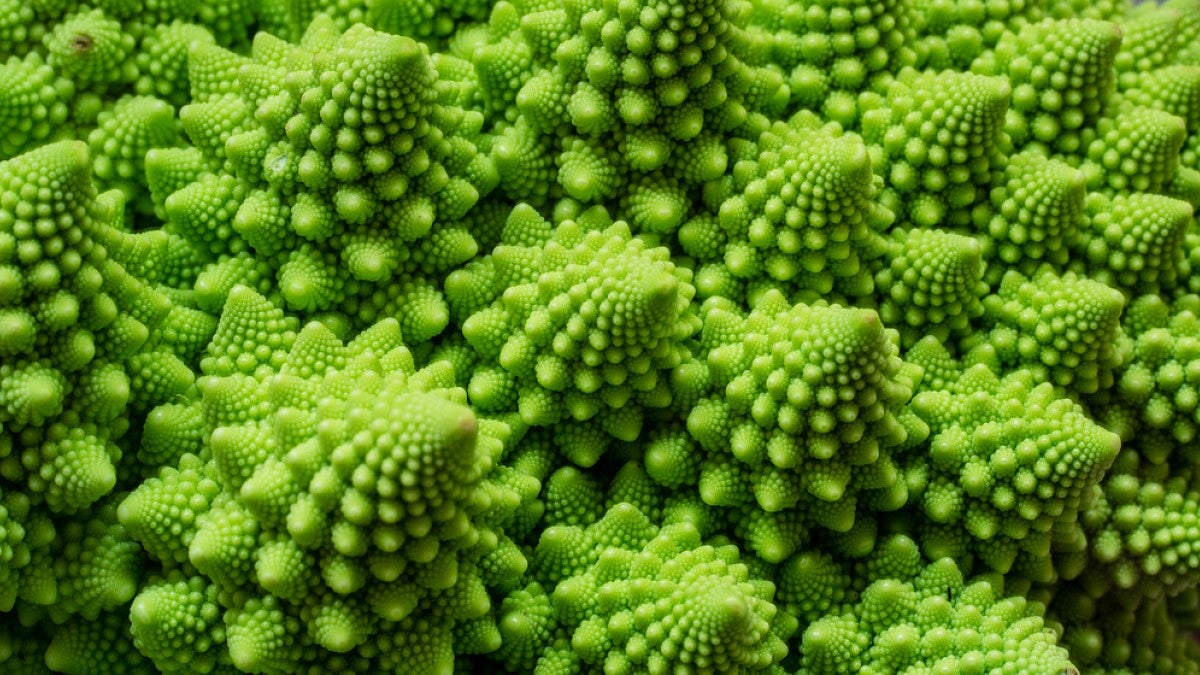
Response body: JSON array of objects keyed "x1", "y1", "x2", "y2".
[
  {"x1": 128, "y1": 572, "x2": 225, "y2": 673},
  {"x1": 863, "y1": 70, "x2": 1012, "y2": 228},
  {"x1": 981, "y1": 151, "x2": 1088, "y2": 282},
  {"x1": 967, "y1": 270, "x2": 1129, "y2": 395},
  {"x1": 0, "y1": 140, "x2": 202, "y2": 626},
  {"x1": 1077, "y1": 106, "x2": 1187, "y2": 196},
  {"x1": 744, "y1": 0, "x2": 918, "y2": 106},
  {"x1": 799, "y1": 536, "x2": 1076, "y2": 674},
  {"x1": 875, "y1": 228, "x2": 988, "y2": 346},
  {"x1": 170, "y1": 21, "x2": 493, "y2": 338},
  {"x1": 451, "y1": 205, "x2": 698, "y2": 466},
  {"x1": 972, "y1": 18, "x2": 1121, "y2": 151},
  {"x1": 1074, "y1": 192, "x2": 1193, "y2": 294},
  {"x1": 907, "y1": 360, "x2": 1120, "y2": 575},
  {"x1": 683, "y1": 289, "x2": 923, "y2": 538},
  {"x1": 44, "y1": 609, "x2": 154, "y2": 674},
  {"x1": 1053, "y1": 579, "x2": 1200, "y2": 674},
  {"x1": 516, "y1": 503, "x2": 796, "y2": 672},
  {"x1": 477, "y1": 0, "x2": 788, "y2": 226},
  {"x1": 682, "y1": 116, "x2": 892, "y2": 303},
  {"x1": 123, "y1": 288, "x2": 529, "y2": 669}
]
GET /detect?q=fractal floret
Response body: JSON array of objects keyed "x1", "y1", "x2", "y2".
[
  {"x1": 0, "y1": 140, "x2": 203, "y2": 619},
  {"x1": 904, "y1": 346, "x2": 1121, "y2": 577},
  {"x1": 684, "y1": 289, "x2": 921, "y2": 541},
  {"x1": 500, "y1": 502, "x2": 796, "y2": 674},
  {"x1": 680, "y1": 114, "x2": 892, "y2": 303},
  {"x1": 118, "y1": 288, "x2": 533, "y2": 672},
  {"x1": 161, "y1": 19, "x2": 496, "y2": 341},
  {"x1": 798, "y1": 535, "x2": 1075, "y2": 674},
  {"x1": 448, "y1": 204, "x2": 699, "y2": 467}
]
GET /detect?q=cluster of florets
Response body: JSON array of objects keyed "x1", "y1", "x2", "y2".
[
  {"x1": 119, "y1": 287, "x2": 533, "y2": 671},
  {"x1": 685, "y1": 290, "x2": 920, "y2": 537},
  {"x1": 156, "y1": 20, "x2": 495, "y2": 341},
  {"x1": 449, "y1": 205, "x2": 699, "y2": 466},
  {"x1": 0, "y1": 141, "x2": 204, "y2": 621},
  {"x1": 6, "y1": 0, "x2": 1200, "y2": 673}
]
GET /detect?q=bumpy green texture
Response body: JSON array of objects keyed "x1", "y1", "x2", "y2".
[
  {"x1": 44, "y1": 608, "x2": 155, "y2": 674},
  {"x1": 905, "y1": 353, "x2": 1120, "y2": 575},
  {"x1": 909, "y1": 2, "x2": 988, "y2": 71},
  {"x1": 965, "y1": 270, "x2": 1128, "y2": 395},
  {"x1": 504, "y1": 503, "x2": 796, "y2": 673},
  {"x1": 0, "y1": 1, "x2": 254, "y2": 162},
  {"x1": 980, "y1": 151, "x2": 1087, "y2": 281},
  {"x1": 743, "y1": 0, "x2": 918, "y2": 113},
  {"x1": 15, "y1": 0, "x2": 1200, "y2": 672},
  {"x1": 0, "y1": 140, "x2": 198, "y2": 616},
  {"x1": 44, "y1": 9, "x2": 137, "y2": 92},
  {"x1": 1065, "y1": 444, "x2": 1200, "y2": 596},
  {"x1": 874, "y1": 228, "x2": 988, "y2": 346},
  {"x1": 0, "y1": 54, "x2": 74, "y2": 157},
  {"x1": 449, "y1": 205, "x2": 698, "y2": 467},
  {"x1": 1075, "y1": 191, "x2": 1193, "y2": 295},
  {"x1": 164, "y1": 21, "x2": 495, "y2": 342},
  {"x1": 916, "y1": 0, "x2": 1060, "y2": 68},
  {"x1": 1120, "y1": 64, "x2": 1200, "y2": 132},
  {"x1": 1092, "y1": 297, "x2": 1200, "y2": 444},
  {"x1": 118, "y1": 453, "x2": 221, "y2": 567},
  {"x1": 798, "y1": 537, "x2": 1075, "y2": 674},
  {"x1": 1113, "y1": 5, "x2": 1189, "y2": 83},
  {"x1": 862, "y1": 70, "x2": 1012, "y2": 228},
  {"x1": 133, "y1": 20, "x2": 217, "y2": 107},
  {"x1": 680, "y1": 115, "x2": 891, "y2": 303},
  {"x1": 363, "y1": 0, "x2": 494, "y2": 40},
  {"x1": 348, "y1": 0, "x2": 496, "y2": 41},
  {"x1": 1074, "y1": 104, "x2": 1187, "y2": 198},
  {"x1": 120, "y1": 287, "x2": 534, "y2": 671},
  {"x1": 684, "y1": 290, "x2": 921, "y2": 540},
  {"x1": 1054, "y1": 589, "x2": 1200, "y2": 674},
  {"x1": 20, "y1": 499, "x2": 142, "y2": 624},
  {"x1": 971, "y1": 18, "x2": 1121, "y2": 151},
  {"x1": 1057, "y1": 298, "x2": 1200, "y2": 601},
  {"x1": 477, "y1": 0, "x2": 788, "y2": 228},
  {"x1": 255, "y1": 0, "x2": 495, "y2": 43},
  {"x1": 87, "y1": 94, "x2": 184, "y2": 216},
  {"x1": 128, "y1": 572, "x2": 226, "y2": 672}
]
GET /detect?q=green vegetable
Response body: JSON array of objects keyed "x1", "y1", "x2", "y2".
[{"x1": 7, "y1": 1, "x2": 1200, "y2": 673}]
